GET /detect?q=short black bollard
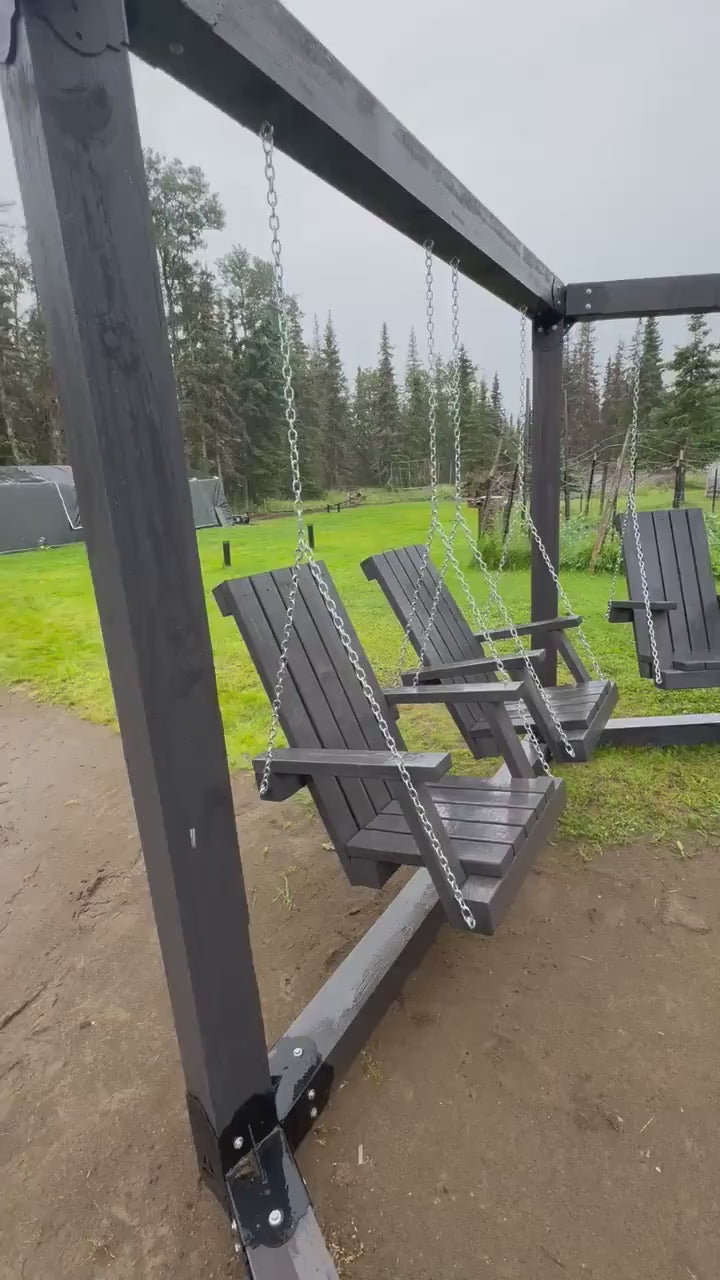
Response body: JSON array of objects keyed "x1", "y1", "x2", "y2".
[
  {"x1": 307, "y1": 523, "x2": 315, "y2": 550},
  {"x1": 223, "y1": 541, "x2": 231, "y2": 567},
  {"x1": 336, "y1": 502, "x2": 341, "y2": 513}
]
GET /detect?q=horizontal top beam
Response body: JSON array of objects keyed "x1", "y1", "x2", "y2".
[
  {"x1": 566, "y1": 273, "x2": 720, "y2": 321},
  {"x1": 128, "y1": 0, "x2": 563, "y2": 316}
]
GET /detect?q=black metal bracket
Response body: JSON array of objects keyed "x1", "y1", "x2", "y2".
[
  {"x1": 270, "y1": 1034, "x2": 333, "y2": 1149},
  {"x1": 226, "y1": 1125, "x2": 311, "y2": 1254},
  {"x1": 34, "y1": 0, "x2": 128, "y2": 55},
  {"x1": 0, "y1": 0, "x2": 18, "y2": 62},
  {"x1": 187, "y1": 1035, "x2": 332, "y2": 1206}
]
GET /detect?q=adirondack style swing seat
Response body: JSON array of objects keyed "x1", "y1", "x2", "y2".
[
  {"x1": 362, "y1": 545, "x2": 618, "y2": 762},
  {"x1": 608, "y1": 507, "x2": 720, "y2": 689},
  {"x1": 215, "y1": 563, "x2": 566, "y2": 934}
]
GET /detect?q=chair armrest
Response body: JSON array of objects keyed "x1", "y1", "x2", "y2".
[
  {"x1": 382, "y1": 681, "x2": 526, "y2": 706},
  {"x1": 608, "y1": 599, "x2": 677, "y2": 623},
  {"x1": 252, "y1": 746, "x2": 451, "y2": 782},
  {"x1": 407, "y1": 649, "x2": 546, "y2": 683},
  {"x1": 477, "y1": 615, "x2": 581, "y2": 641}
]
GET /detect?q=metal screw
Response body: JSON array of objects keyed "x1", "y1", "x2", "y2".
[
  {"x1": 585, "y1": 303, "x2": 592, "y2": 310},
  {"x1": 585, "y1": 287, "x2": 592, "y2": 295},
  {"x1": 307, "y1": 1088, "x2": 316, "y2": 1101},
  {"x1": 551, "y1": 323, "x2": 558, "y2": 330},
  {"x1": 268, "y1": 1209, "x2": 284, "y2": 1228},
  {"x1": 309, "y1": 1107, "x2": 318, "y2": 1120},
  {"x1": 231, "y1": 1220, "x2": 238, "y2": 1234},
  {"x1": 292, "y1": 1046, "x2": 303, "y2": 1058},
  {"x1": 169, "y1": 41, "x2": 184, "y2": 54},
  {"x1": 234, "y1": 1242, "x2": 243, "y2": 1255},
  {"x1": 233, "y1": 1136, "x2": 244, "y2": 1151}
]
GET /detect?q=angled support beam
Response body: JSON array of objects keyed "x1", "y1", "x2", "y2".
[
  {"x1": 127, "y1": 0, "x2": 563, "y2": 315},
  {"x1": 530, "y1": 319, "x2": 565, "y2": 684},
  {"x1": 566, "y1": 274, "x2": 720, "y2": 321}
]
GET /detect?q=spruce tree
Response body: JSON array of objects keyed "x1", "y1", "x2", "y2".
[
  {"x1": 653, "y1": 313, "x2": 720, "y2": 464},
  {"x1": 373, "y1": 323, "x2": 400, "y2": 485},
  {"x1": 402, "y1": 327, "x2": 429, "y2": 471},
  {"x1": 351, "y1": 366, "x2": 381, "y2": 485},
  {"x1": 319, "y1": 314, "x2": 349, "y2": 491}
]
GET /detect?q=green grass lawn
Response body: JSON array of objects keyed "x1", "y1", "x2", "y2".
[{"x1": 2, "y1": 498, "x2": 720, "y2": 854}]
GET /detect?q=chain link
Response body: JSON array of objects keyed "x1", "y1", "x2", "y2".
[
  {"x1": 606, "y1": 321, "x2": 662, "y2": 685},
  {"x1": 258, "y1": 130, "x2": 476, "y2": 928}
]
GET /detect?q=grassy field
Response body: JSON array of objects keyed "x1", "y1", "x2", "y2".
[{"x1": 2, "y1": 498, "x2": 720, "y2": 854}]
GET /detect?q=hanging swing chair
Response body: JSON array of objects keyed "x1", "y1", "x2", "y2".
[
  {"x1": 363, "y1": 250, "x2": 618, "y2": 763},
  {"x1": 607, "y1": 323, "x2": 720, "y2": 689},
  {"x1": 214, "y1": 125, "x2": 567, "y2": 935}
]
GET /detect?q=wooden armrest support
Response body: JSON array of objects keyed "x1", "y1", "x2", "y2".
[
  {"x1": 382, "y1": 681, "x2": 526, "y2": 706},
  {"x1": 608, "y1": 599, "x2": 677, "y2": 623},
  {"x1": 407, "y1": 649, "x2": 546, "y2": 682},
  {"x1": 478, "y1": 615, "x2": 581, "y2": 641},
  {"x1": 252, "y1": 747, "x2": 451, "y2": 781}
]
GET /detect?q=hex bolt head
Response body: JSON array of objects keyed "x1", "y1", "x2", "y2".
[
  {"x1": 307, "y1": 1088, "x2": 316, "y2": 1101},
  {"x1": 585, "y1": 303, "x2": 592, "y2": 310},
  {"x1": 586, "y1": 287, "x2": 593, "y2": 295},
  {"x1": 268, "y1": 1209, "x2": 284, "y2": 1228},
  {"x1": 233, "y1": 1135, "x2": 244, "y2": 1151},
  {"x1": 309, "y1": 1106, "x2": 318, "y2": 1119},
  {"x1": 293, "y1": 1046, "x2": 303, "y2": 1058}
]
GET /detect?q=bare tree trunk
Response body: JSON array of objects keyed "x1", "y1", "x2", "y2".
[
  {"x1": 590, "y1": 423, "x2": 632, "y2": 569},
  {"x1": 0, "y1": 364, "x2": 22, "y2": 463}
]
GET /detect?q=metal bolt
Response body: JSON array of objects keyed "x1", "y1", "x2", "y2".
[
  {"x1": 309, "y1": 1106, "x2": 318, "y2": 1120},
  {"x1": 234, "y1": 1242, "x2": 243, "y2": 1255},
  {"x1": 307, "y1": 1088, "x2": 316, "y2": 1101},
  {"x1": 231, "y1": 1220, "x2": 238, "y2": 1234},
  {"x1": 169, "y1": 41, "x2": 184, "y2": 54},
  {"x1": 268, "y1": 1209, "x2": 284, "y2": 1228},
  {"x1": 585, "y1": 287, "x2": 592, "y2": 295},
  {"x1": 233, "y1": 1135, "x2": 244, "y2": 1151},
  {"x1": 585, "y1": 303, "x2": 592, "y2": 310},
  {"x1": 551, "y1": 323, "x2": 558, "y2": 330},
  {"x1": 292, "y1": 1046, "x2": 303, "y2": 1058}
]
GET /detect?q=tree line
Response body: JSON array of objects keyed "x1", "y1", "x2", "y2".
[
  {"x1": 565, "y1": 312, "x2": 720, "y2": 470},
  {"x1": 0, "y1": 155, "x2": 509, "y2": 506},
  {"x1": 3, "y1": 155, "x2": 720, "y2": 507}
]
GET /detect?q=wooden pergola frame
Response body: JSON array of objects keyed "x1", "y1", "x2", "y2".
[{"x1": 3, "y1": 2, "x2": 719, "y2": 1274}]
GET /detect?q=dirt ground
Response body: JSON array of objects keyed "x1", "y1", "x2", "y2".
[{"x1": 1, "y1": 690, "x2": 719, "y2": 1280}]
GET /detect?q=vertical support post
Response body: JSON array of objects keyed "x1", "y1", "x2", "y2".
[
  {"x1": 223, "y1": 540, "x2": 232, "y2": 567},
  {"x1": 502, "y1": 463, "x2": 518, "y2": 543},
  {"x1": 307, "y1": 523, "x2": 315, "y2": 550},
  {"x1": 599, "y1": 461, "x2": 609, "y2": 512},
  {"x1": 1, "y1": 0, "x2": 272, "y2": 1201},
  {"x1": 530, "y1": 319, "x2": 564, "y2": 684},
  {"x1": 585, "y1": 453, "x2": 597, "y2": 516}
]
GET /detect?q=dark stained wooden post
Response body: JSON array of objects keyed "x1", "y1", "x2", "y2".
[
  {"x1": 530, "y1": 319, "x2": 564, "y2": 684},
  {"x1": 1, "y1": 0, "x2": 272, "y2": 1199}
]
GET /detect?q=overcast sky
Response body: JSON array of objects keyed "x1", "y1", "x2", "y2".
[{"x1": 2, "y1": 0, "x2": 720, "y2": 414}]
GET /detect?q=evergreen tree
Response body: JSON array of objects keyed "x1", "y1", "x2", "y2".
[
  {"x1": 319, "y1": 314, "x2": 349, "y2": 490},
  {"x1": 638, "y1": 315, "x2": 664, "y2": 425},
  {"x1": 351, "y1": 366, "x2": 381, "y2": 485},
  {"x1": 652, "y1": 314, "x2": 720, "y2": 464},
  {"x1": 373, "y1": 323, "x2": 400, "y2": 484},
  {"x1": 401, "y1": 327, "x2": 429, "y2": 469}
]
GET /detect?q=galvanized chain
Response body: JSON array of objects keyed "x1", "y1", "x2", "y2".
[
  {"x1": 393, "y1": 240, "x2": 441, "y2": 684},
  {"x1": 306, "y1": 559, "x2": 476, "y2": 929},
  {"x1": 258, "y1": 132, "x2": 476, "y2": 927},
  {"x1": 410, "y1": 260, "x2": 556, "y2": 769},
  {"x1": 607, "y1": 322, "x2": 662, "y2": 684}
]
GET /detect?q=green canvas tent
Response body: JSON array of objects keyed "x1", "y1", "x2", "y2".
[{"x1": 0, "y1": 465, "x2": 233, "y2": 553}]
